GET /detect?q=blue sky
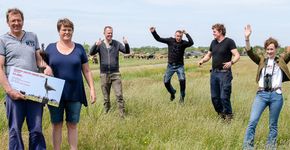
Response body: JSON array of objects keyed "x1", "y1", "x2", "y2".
[{"x1": 1, "y1": 0, "x2": 290, "y2": 48}]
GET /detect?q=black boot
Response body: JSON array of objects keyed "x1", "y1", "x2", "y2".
[
  {"x1": 165, "y1": 82, "x2": 176, "y2": 101},
  {"x1": 104, "y1": 102, "x2": 111, "y2": 113},
  {"x1": 170, "y1": 92, "x2": 176, "y2": 101},
  {"x1": 179, "y1": 80, "x2": 186, "y2": 103}
]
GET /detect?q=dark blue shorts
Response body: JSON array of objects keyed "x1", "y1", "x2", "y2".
[{"x1": 48, "y1": 101, "x2": 82, "y2": 124}]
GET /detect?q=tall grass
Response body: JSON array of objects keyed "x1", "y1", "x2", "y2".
[{"x1": 1, "y1": 57, "x2": 290, "y2": 149}]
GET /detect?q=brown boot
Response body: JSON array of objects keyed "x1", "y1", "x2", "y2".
[
  {"x1": 179, "y1": 96, "x2": 185, "y2": 104},
  {"x1": 118, "y1": 101, "x2": 125, "y2": 118},
  {"x1": 225, "y1": 114, "x2": 233, "y2": 123},
  {"x1": 218, "y1": 112, "x2": 226, "y2": 119},
  {"x1": 120, "y1": 109, "x2": 125, "y2": 119}
]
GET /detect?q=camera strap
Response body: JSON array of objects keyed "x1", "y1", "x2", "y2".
[{"x1": 263, "y1": 58, "x2": 275, "y2": 76}]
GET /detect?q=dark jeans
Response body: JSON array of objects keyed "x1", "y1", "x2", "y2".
[
  {"x1": 210, "y1": 69, "x2": 233, "y2": 114},
  {"x1": 5, "y1": 95, "x2": 46, "y2": 150},
  {"x1": 48, "y1": 101, "x2": 82, "y2": 124},
  {"x1": 164, "y1": 63, "x2": 186, "y2": 97}
]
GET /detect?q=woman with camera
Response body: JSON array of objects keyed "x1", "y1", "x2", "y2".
[{"x1": 243, "y1": 25, "x2": 290, "y2": 149}]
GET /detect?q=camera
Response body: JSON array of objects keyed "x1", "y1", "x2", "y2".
[{"x1": 264, "y1": 74, "x2": 272, "y2": 91}]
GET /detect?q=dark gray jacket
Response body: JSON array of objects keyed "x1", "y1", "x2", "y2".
[{"x1": 90, "y1": 40, "x2": 130, "y2": 73}]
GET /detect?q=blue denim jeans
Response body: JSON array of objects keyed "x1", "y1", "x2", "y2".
[
  {"x1": 243, "y1": 91, "x2": 283, "y2": 149},
  {"x1": 210, "y1": 69, "x2": 233, "y2": 114},
  {"x1": 164, "y1": 63, "x2": 186, "y2": 97},
  {"x1": 5, "y1": 95, "x2": 46, "y2": 150}
]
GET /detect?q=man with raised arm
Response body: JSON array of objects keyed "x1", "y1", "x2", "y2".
[
  {"x1": 90, "y1": 26, "x2": 130, "y2": 118},
  {"x1": 150, "y1": 27, "x2": 193, "y2": 103}
]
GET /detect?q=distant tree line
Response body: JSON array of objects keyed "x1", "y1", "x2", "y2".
[{"x1": 82, "y1": 43, "x2": 287, "y2": 56}]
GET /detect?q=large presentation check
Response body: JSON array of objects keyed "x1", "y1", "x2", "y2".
[{"x1": 8, "y1": 66, "x2": 65, "y2": 107}]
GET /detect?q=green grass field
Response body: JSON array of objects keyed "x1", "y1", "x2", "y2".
[{"x1": 1, "y1": 56, "x2": 290, "y2": 149}]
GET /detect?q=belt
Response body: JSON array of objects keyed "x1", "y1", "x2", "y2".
[
  {"x1": 169, "y1": 62, "x2": 183, "y2": 66},
  {"x1": 258, "y1": 87, "x2": 281, "y2": 92},
  {"x1": 211, "y1": 69, "x2": 231, "y2": 73}
]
